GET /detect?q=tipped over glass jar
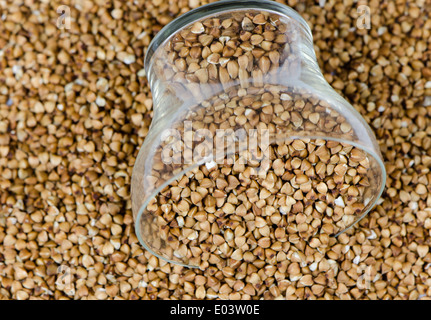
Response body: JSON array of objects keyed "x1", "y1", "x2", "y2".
[{"x1": 131, "y1": 0, "x2": 386, "y2": 269}]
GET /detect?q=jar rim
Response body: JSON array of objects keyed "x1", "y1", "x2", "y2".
[
  {"x1": 144, "y1": 0, "x2": 313, "y2": 77},
  {"x1": 134, "y1": 134, "x2": 387, "y2": 268}
]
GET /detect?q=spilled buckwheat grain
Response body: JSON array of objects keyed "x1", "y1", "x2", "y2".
[
  {"x1": 148, "y1": 139, "x2": 370, "y2": 269},
  {"x1": 0, "y1": 0, "x2": 430, "y2": 300},
  {"x1": 140, "y1": 9, "x2": 377, "y2": 269}
]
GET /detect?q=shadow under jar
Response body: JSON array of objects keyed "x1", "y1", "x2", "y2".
[{"x1": 131, "y1": 0, "x2": 386, "y2": 269}]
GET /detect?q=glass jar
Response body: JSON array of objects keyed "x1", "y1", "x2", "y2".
[{"x1": 131, "y1": 0, "x2": 386, "y2": 268}]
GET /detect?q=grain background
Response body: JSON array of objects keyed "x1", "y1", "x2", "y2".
[{"x1": 0, "y1": 0, "x2": 430, "y2": 300}]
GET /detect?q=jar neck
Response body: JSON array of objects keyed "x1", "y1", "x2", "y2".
[{"x1": 145, "y1": 0, "x2": 320, "y2": 119}]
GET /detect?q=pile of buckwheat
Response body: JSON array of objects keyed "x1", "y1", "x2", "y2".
[
  {"x1": 148, "y1": 138, "x2": 371, "y2": 269},
  {"x1": 0, "y1": 0, "x2": 430, "y2": 300}
]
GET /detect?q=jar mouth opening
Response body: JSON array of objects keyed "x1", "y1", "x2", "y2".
[
  {"x1": 134, "y1": 134, "x2": 387, "y2": 268},
  {"x1": 144, "y1": 0, "x2": 313, "y2": 77}
]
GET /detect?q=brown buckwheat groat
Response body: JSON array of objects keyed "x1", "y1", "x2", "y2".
[
  {"x1": 146, "y1": 138, "x2": 371, "y2": 269},
  {"x1": 1, "y1": 0, "x2": 430, "y2": 301}
]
